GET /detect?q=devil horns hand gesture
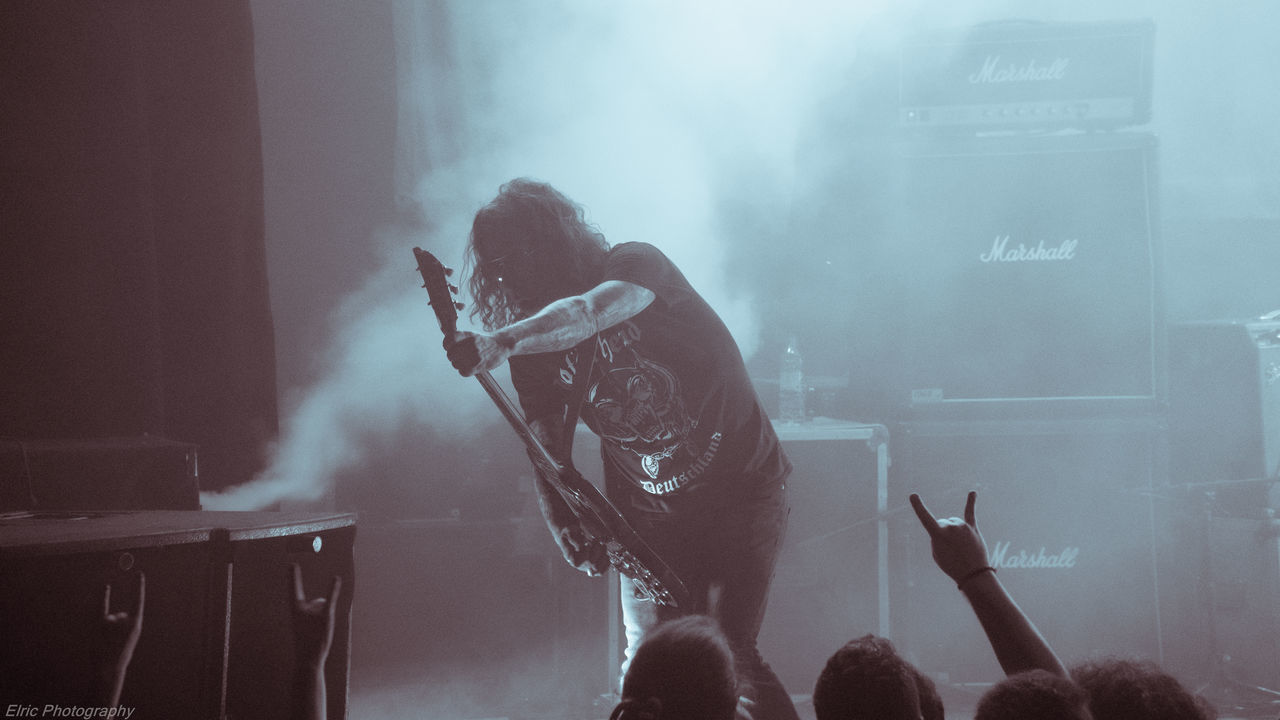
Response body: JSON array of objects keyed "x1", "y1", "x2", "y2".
[
  {"x1": 908, "y1": 489, "x2": 1068, "y2": 678},
  {"x1": 291, "y1": 563, "x2": 342, "y2": 669},
  {"x1": 290, "y1": 563, "x2": 343, "y2": 720},
  {"x1": 99, "y1": 572, "x2": 146, "y2": 707},
  {"x1": 909, "y1": 490, "x2": 992, "y2": 587}
]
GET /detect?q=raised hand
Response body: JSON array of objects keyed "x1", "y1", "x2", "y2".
[
  {"x1": 910, "y1": 490, "x2": 1068, "y2": 677},
  {"x1": 290, "y1": 563, "x2": 342, "y2": 669},
  {"x1": 909, "y1": 491, "x2": 991, "y2": 585},
  {"x1": 102, "y1": 572, "x2": 146, "y2": 657},
  {"x1": 99, "y1": 572, "x2": 145, "y2": 706}
]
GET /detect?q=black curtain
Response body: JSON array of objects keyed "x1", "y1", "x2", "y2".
[{"x1": 0, "y1": 1, "x2": 276, "y2": 493}]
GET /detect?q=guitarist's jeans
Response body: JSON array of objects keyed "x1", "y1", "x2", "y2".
[{"x1": 619, "y1": 477, "x2": 799, "y2": 720}]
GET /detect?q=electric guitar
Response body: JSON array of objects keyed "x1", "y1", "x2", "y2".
[{"x1": 413, "y1": 247, "x2": 690, "y2": 607}]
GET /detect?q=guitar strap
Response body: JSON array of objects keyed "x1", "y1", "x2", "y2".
[{"x1": 557, "y1": 334, "x2": 599, "y2": 461}]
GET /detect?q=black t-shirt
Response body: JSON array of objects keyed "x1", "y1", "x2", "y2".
[{"x1": 510, "y1": 242, "x2": 789, "y2": 518}]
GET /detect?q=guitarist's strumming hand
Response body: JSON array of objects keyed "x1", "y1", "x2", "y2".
[
  {"x1": 552, "y1": 522, "x2": 610, "y2": 577},
  {"x1": 536, "y1": 470, "x2": 609, "y2": 577},
  {"x1": 443, "y1": 330, "x2": 515, "y2": 377},
  {"x1": 530, "y1": 417, "x2": 609, "y2": 578}
]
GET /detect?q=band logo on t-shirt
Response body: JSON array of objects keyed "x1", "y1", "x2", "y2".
[
  {"x1": 640, "y1": 431, "x2": 722, "y2": 495},
  {"x1": 511, "y1": 242, "x2": 783, "y2": 505},
  {"x1": 557, "y1": 320, "x2": 719, "y2": 493}
]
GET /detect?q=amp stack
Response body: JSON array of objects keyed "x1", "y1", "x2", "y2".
[{"x1": 860, "y1": 19, "x2": 1177, "y2": 685}]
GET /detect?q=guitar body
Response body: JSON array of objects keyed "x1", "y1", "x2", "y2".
[{"x1": 414, "y1": 247, "x2": 690, "y2": 608}]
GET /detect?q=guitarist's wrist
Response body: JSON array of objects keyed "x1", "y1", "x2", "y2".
[
  {"x1": 492, "y1": 328, "x2": 519, "y2": 354},
  {"x1": 538, "y1": 499, "x2": 576, "y2": 531},
  {"x1": 532, "y1": 479, "x2": 573, "y2": 526}
]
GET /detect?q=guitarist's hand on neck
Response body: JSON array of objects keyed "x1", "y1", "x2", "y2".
[{"x1": 443, "y1": 330, "x2": 515, "y2": 377}]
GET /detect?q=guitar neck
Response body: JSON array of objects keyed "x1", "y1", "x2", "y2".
[{"x1": 473, "y1": 370, "x2": 561, "y2": 469}]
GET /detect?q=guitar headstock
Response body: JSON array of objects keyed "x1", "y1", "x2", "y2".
[{"x1": 413, "y1": 247, "x2": 464, "y2": 336}]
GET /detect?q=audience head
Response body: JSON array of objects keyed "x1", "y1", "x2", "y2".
[
  {"x1": 975, "y1": 669, "x2": 1092, "y2": 720},
  {"x1": 813, "y1": 634, "x2": 935, "y2": 720},
  {"x1": 610, "y1": 615, "x2": 738, "y2": 720},
  {"x1": 1070, "y1": 658, "x2": 1216, "y2": 720},
  {"x1": 912, "y1": 667, "x2": 945, "y2": 720}
]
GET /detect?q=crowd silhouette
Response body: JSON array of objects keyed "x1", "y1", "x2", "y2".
[
  {"x1": 70, "y1": 490, "x2": 1217, "y2": 720},
  {"x1": 609, "y1": 490, "x2": 1217, "y2": 720}
]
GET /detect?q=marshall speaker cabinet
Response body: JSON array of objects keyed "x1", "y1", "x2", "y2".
[
  {"x1": 888, "y1": 416, "x2": 1170, "y2": 684},
  {"x1": 869, "y1": 131, "x2": 1162, "y2": 417}
]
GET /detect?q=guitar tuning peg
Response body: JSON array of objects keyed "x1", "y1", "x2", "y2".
[
  {"x1": 453, "y1": 302, "x2": 465, "y2": 311},
  {"x1": 443, "y1": 267, "x2": 454, "y2": 277},
  {"x1": 448, "y1": 283, "x2": 458, "y2": 294}
]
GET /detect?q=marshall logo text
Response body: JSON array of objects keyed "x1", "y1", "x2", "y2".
[
  {"x1": 980, "y1": 235, "x2": 1078, "y2": 263},
  {"x1": 968, "y1": 55, "x2": 1071, "y2": 84},
  {"x1": 988, "y1": 540, "x2": 1080, "y2": 569}
]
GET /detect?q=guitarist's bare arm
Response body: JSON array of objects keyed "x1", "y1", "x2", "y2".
[
  {"x1": 528, "y1": 417, "x2": 574, "y2": 526},
  {"x1": 460, "y1": 281, "x2": 655, "y2": 375}
]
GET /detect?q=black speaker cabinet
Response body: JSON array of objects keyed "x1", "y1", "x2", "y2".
[
  {"x1": 758, "y1": 420, "x2": 889, "y2": 694},
  {"x1": 1204, "y1": 490, "x2": 1280, "y2": 692},
  {"x1": 0, "y1": 436, "x2": 199, "y2": 512},
  {"x1": 0, "y1": 511, "x2": 355, "y2": 719},
  {"x1": 873, "y1": 132, "x2": 1162, "y2": 415},
  {"x1": 1169, "y1": 319, "x2": 1280, "y2": 485},
  {"x1": 224, "y1": 514, "x2": 356, "y2": 720},
  {"x1": 889, "y1": 416, "x2": 1169, "y2": 683}
]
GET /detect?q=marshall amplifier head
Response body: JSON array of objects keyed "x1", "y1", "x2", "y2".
[{"x1": 899, "y1": 19, "x2": 1155, "y2": 132}]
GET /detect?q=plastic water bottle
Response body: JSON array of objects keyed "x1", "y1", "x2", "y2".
[{"x1": 779, "y1": 335, "x2": 805, "y2": 423}]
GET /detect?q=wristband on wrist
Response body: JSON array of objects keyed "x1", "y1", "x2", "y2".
[{"x1": 956, "y1": 565, "x2": 996, "y2": 591}]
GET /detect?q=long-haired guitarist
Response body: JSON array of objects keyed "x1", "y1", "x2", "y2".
[{"x1": 443, "y1": 178, "x2": 798, "y2": 720}]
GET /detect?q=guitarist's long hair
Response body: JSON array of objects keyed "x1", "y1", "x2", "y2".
[{"x1": 465, "y1": 178, "x2": 610, "y2": 330}]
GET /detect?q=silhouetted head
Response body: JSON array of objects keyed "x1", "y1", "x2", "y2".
[
  {"x1": 975, "y1": 669, "x2": 1092, "y2": 720},
  {"x1": 466, "y1": 177, "x2": 610, "y2": 329},
  {"x1": 813, "y1": 634, "x2": 927, "y2": 720},
  {"x1": 912, "y1": 665, "x2": 945, "y2": 720},
  {"x1": 1070, "y1": 658, "x2": 1216, "y2": 720},
  {"x1": 610, "y1": 615, "x2": 739, "y2": 720}
]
